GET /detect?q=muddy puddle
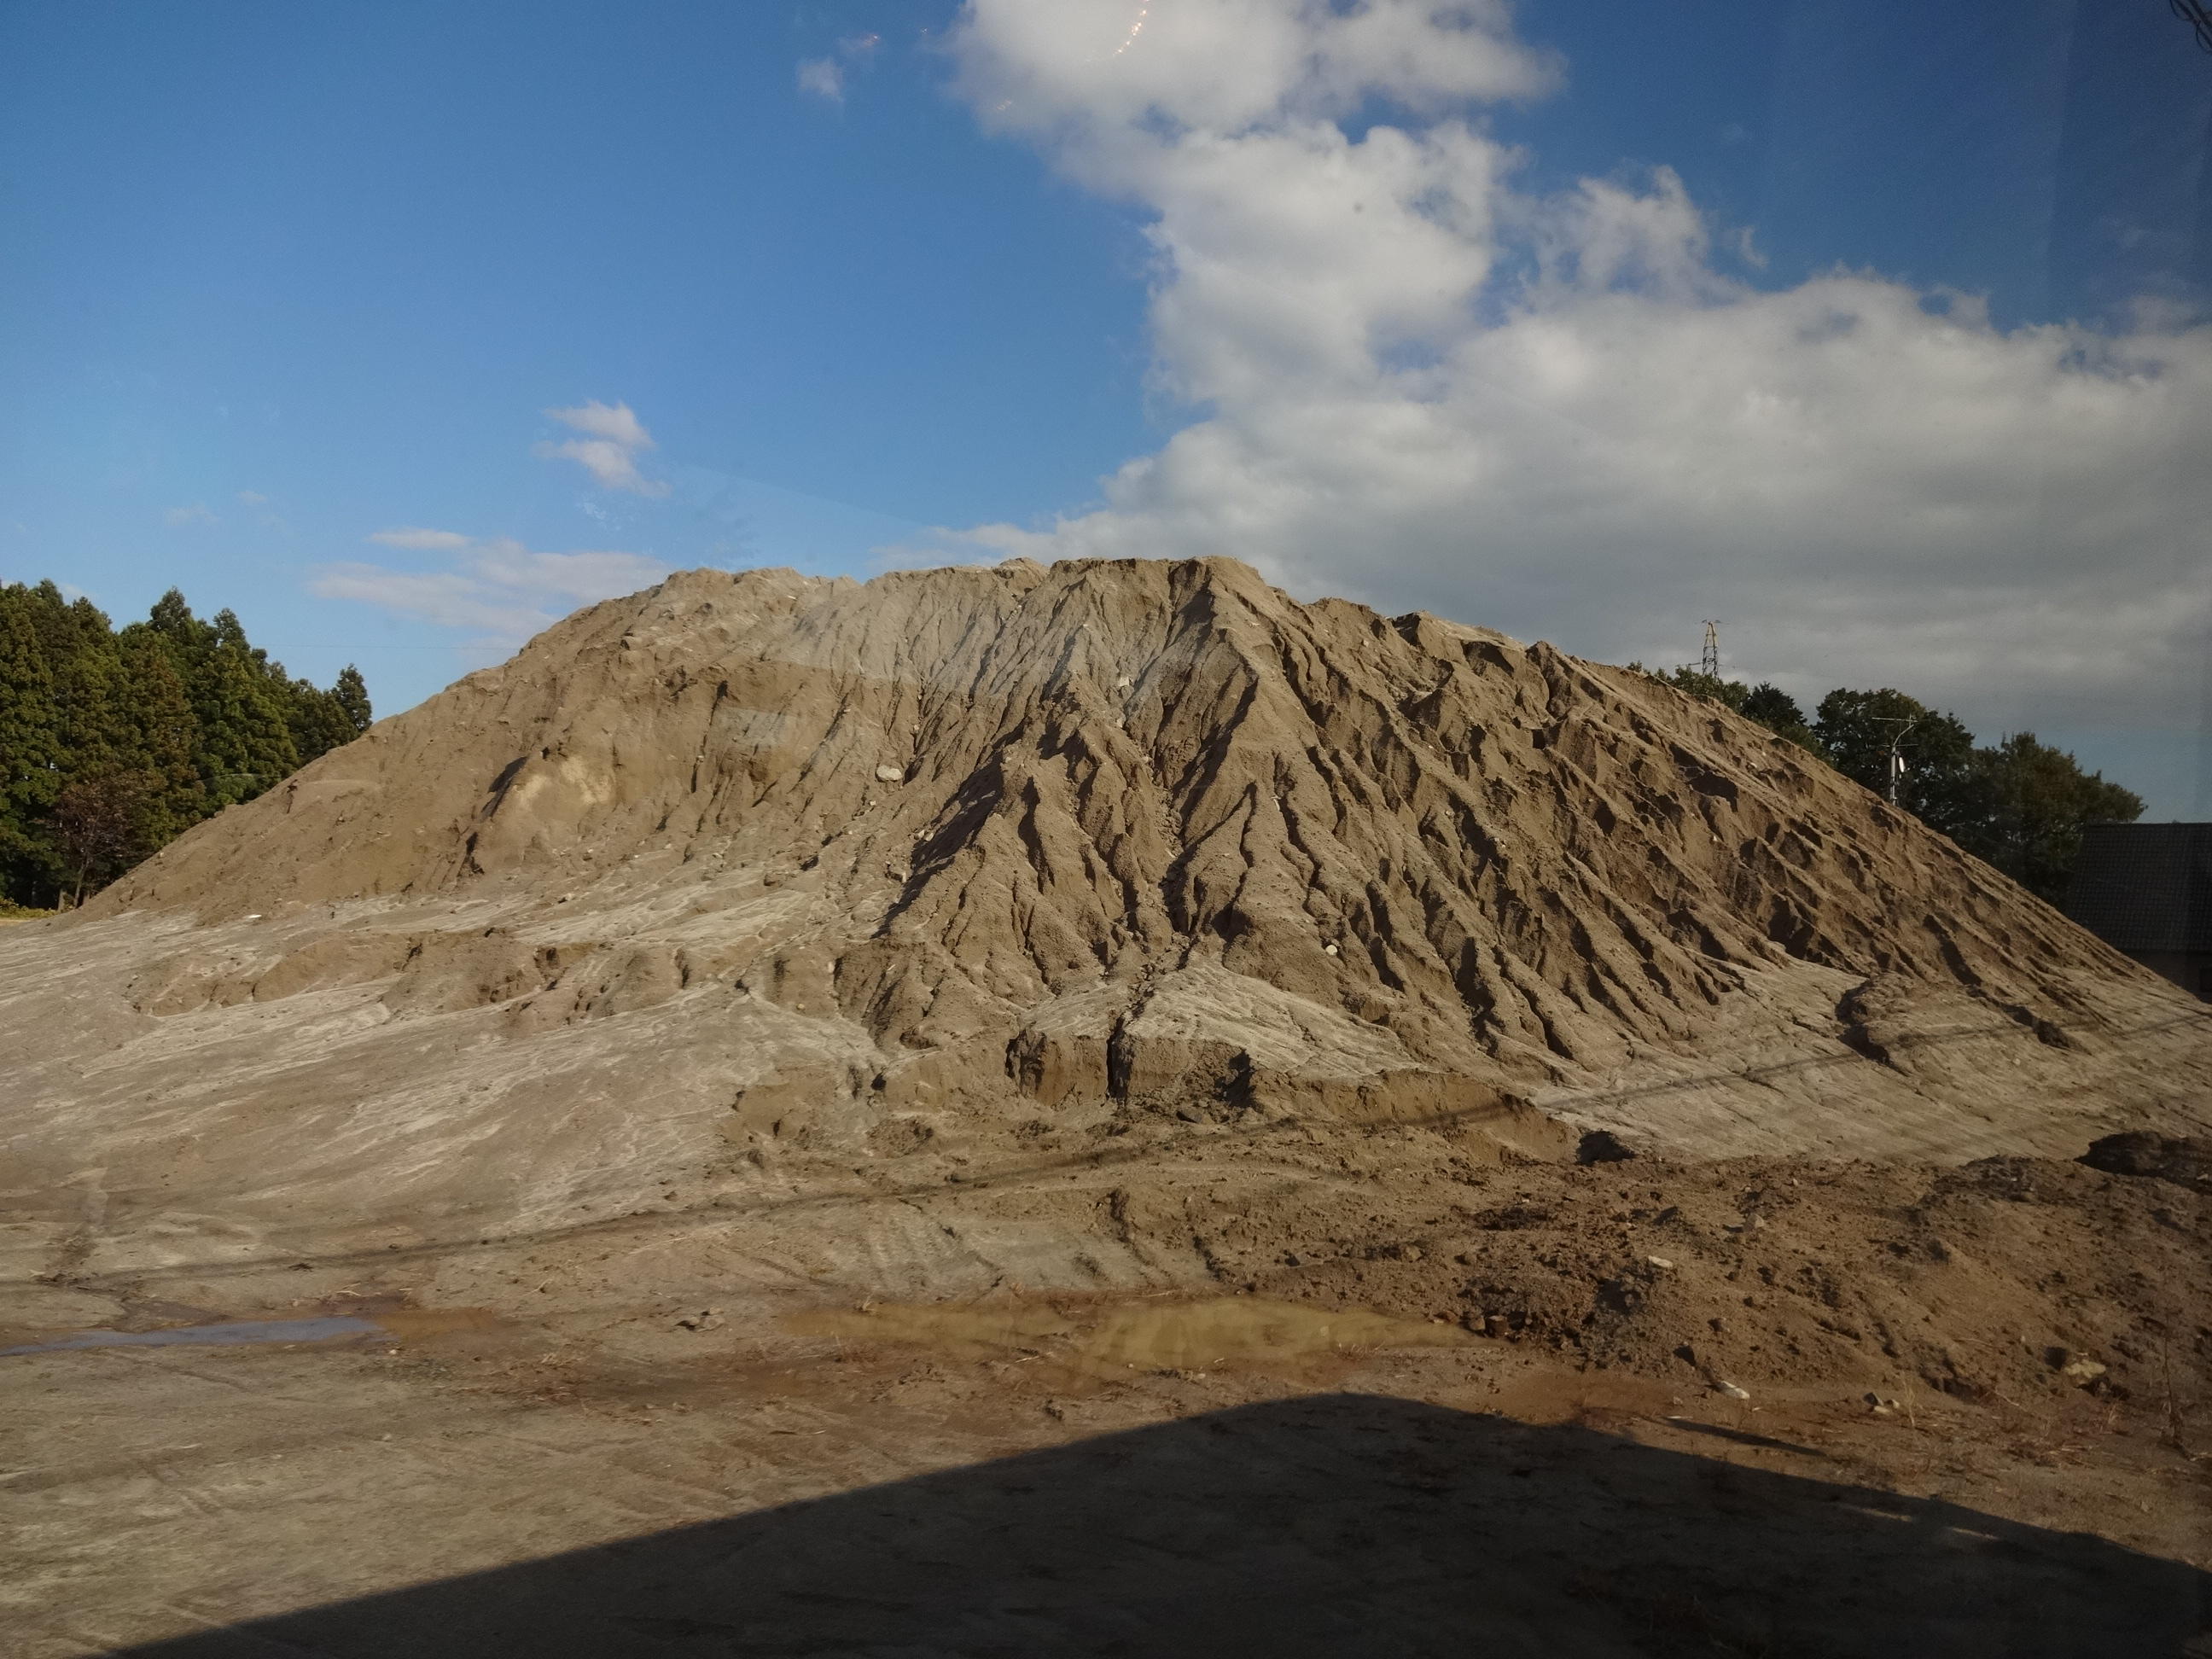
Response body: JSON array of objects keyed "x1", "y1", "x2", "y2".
[
  {"x1": 783, "y1": 1295, "x2": 1472, "y2": 1382},
  {"x1": 332, "y1": 1303, "x2": 507, "y2": 1342},
  {"x1": 0, "y1": 1316, "x2": 383, "y2": 1357}
]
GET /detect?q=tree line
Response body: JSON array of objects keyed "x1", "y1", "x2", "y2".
[
  {"x1": 0, "y1": 579, "x2": 371, "y2": 909},
  {"x1": 1644, "y1": 667, "x2": 2142, "y2": 904}
]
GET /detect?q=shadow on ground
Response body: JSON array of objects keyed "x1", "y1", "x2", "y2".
[{"x1": 122, "y1": 1394, "x2": 2206, "y2": 1658}]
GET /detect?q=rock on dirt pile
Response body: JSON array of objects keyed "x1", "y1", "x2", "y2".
[{"x1": 4, "y1": 558, "x2": 2206, "y2": 1272}]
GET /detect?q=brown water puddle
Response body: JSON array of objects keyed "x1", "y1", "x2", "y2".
[
  {"x1": 356, "y1": 1307, "x2": 508, "y2": 1342},
  {"x1": 1, "y1": 1302, "x2": 511, "y2": 1359},
  {"x1": 784, "y1": 1295, "x2": 1472, "y2": 1382},
  {"x1": 0, "y1": 1315, "x2": 383, "y2": 1357}
]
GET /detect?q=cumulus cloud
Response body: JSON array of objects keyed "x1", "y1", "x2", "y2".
[
  {"x1": 932, "y1": 0, "x2": 2212, "y2": 779},
  {"x1": 367, "y1": 526, "x2": 474, "y2": 550},
  {"x1": 534, "y1": 400, "x2": 669, "y2": 497},
  {"x1": 162, "y1": 503, "x2": 218, "y2": 527},
  {"x1": 313, "y1": 532, "x2": 670, "y2": 643}
]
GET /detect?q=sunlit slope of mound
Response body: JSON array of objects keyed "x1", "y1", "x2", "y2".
[
  {"x1": 7, "y1": 557, "x2": 2206, "y2": 1276},
  {"x1": 97, "y1": 556, "x2": 2180, "y2": 1071}
]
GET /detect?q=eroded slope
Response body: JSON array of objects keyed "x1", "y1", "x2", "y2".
[{"x1": 3, "y1": 557, "x2": 2205, "y2": 1277}]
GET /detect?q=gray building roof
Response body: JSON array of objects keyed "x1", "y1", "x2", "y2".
[{"x1": 2064, "y1": 823, "x2": 2212, "y2": 954}]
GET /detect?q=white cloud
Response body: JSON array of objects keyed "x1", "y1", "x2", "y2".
[
  {"x1": 163, "y1": 503, "x2": 218, "y2": 527},
  {"x1": 932, "y1": 0, "x2": 2212, "y2": 768},
  {"x1": 236, "y1": 490, "x2": 270, "y2": 507},
  {"x1": 799, "y1": 30, "x2": 881, "y2": 103},
  {"x1": 538, "y1": 437, "x2": 665, "y2": 495},
  {"x1": 369, "y1": 526, "x2": 474, "y2": 550},
  {"x1": 534, "y1": 400, "x2": 669, "y2": 497},
  {"x1": 544, "y1": 399, "x2": 651, "y2": 448},
  {"x1": 314, "y1": 533, "x2": 670, "y2": 643},
  {"x1": 954, "y1": 0, "x2": 1551, "y2": 188}
]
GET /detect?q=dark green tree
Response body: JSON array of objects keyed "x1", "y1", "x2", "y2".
[
  {"x1": 0, "y1": 581, "x2": 369, "y2": 907},
  {"x1": 0, "y1": 588, "x2": 64, "y2": 898},
  {"x1": 1648, "y1": 668, "x2": 1821, "y2": 754},
  {"x1": 276, "y1": 673, "x2": 363, "y2": 760},
  {"x1": 20, "y1": 579, "x2": 87, "y2": 667},
  {"x1": 333, "y1": 665, "x2": 373, "y2": 736},
  {"x1": 53, "y1": 623, "x2": 127, "y2": 783},
  {"x1": 1631, "y1": 655, "x2": 2142, "y2": 901},
  {"x1": 192, "y1": 609, "x2": 301, "y2": 807},
  {"x1": 144, "y1": 586, "x2": 214, "y2": 662},
  {"x1": 1813, "y1": 689, "x2": 1984, "y2": 841},
  {"x1": 1656, "y1": 667, "x2": 1749, "y2": 712},
  {"x1": 117, "y1": 633, "x2": 207, "y2": 848},
  {"x1": 1966, "y1": 733, "x2": 2145, "y2": 903},
  {"x1": 1739, "y1": 683, "x2": 1820, "y2": 751}
]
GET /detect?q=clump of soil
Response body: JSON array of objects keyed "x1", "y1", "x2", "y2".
[
  {"x1": 1218, "y1": 1143, "x2": 2212, "y2": 1419},
  {"x1": 766, "y1": 1137, "x2": 2212, "y2": 1429},
  {"x1": 2081, "y1": 1131, "x2": 2212, "y2": 1193}
]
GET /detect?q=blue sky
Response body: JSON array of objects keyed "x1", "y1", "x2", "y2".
[{"x1": 3, "y1": 1, "x2": 2208, "y2": 814}]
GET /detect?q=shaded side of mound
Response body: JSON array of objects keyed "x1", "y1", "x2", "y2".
[{"x1": 102, "y1": 561, "x2": 2184, "y2": 1070}]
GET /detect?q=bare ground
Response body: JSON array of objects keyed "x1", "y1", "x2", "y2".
[
  {"x1": 7, "y1": 1129, "x2": 2209, "y2": 1656},
  {"x1": 7, "y1": 560, "x2": 2210, "y2": 1653}
]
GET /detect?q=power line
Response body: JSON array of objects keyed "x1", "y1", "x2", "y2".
[
  {"x1": 1700, "y1": 620, "x2": 1720, "y2": 679},
  {"x1": 2174, "y1": 0, "x2": 2212, "y2": 54}
]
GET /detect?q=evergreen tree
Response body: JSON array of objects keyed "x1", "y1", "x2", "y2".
[
  {"x1": 0, "y1": 580, "x2": 370, "y2": 906},
  {"x1": 278, "y1": 674, "x2": 360, "y2": 760},
  {"x1": 144, "y1": 586, "x2": 214, "y2": 667},
  {"x1": 118, "y1": 633, "x2": 207, "y2": 848},
  {"x1": 20, "y1": 579, "x2": 80, "y2": 667},
  {"x1": 54, "y1": 620, "x2": 127, "y2": 784},
  {"x1": 333, "y1": 665, "x2": 373, "y2": 736},
  {"x1": 0, "y1": 588, "x2": 64, "y2": 898},
  {"x1": 193, "y1": 609, "x2": 300, "y2": 806}
]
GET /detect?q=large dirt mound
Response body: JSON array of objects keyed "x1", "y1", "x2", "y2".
[{"x1": 5, "y1": 558, "x2": 2207, "y2": 1274}]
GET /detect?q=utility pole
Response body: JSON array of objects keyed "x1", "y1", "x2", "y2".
[
  {"x1": 1873, "y1": 715, "x2": 1920, "y2": 806},
  {"x1": 1700, "y1": 621, "x2": 1720, "y2": 679}
]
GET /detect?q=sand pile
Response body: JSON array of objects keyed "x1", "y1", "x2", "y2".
[{"x1": 3, "y1": 557, "x2": 2207, "y2": 1276}]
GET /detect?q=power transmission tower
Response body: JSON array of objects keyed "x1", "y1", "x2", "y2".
[{"x1": 1700, "y1": 621, "x2": 1720, "y2": 679}]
